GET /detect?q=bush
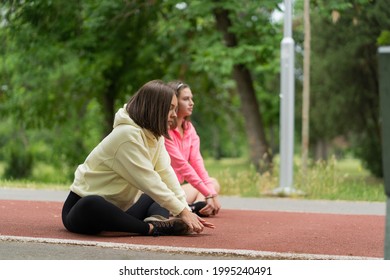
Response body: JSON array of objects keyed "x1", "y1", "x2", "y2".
[
  {"x1": 353, "y1": 133, "x2": 383, "y2": 178},
  {"x1": 4, "y1": 147, "x2": 33, "y2": 179}
]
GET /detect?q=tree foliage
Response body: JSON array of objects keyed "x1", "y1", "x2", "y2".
[
  {"x1": 1, "y1": 0, "x2": 170, "y2": 174},
  {"x1": 300, "y1": 0, "x2": 390, "y2": 176},
  {"x1": 155, "y1": 0, "x2": 282, "y2": 170},
  {"x1": 0, "y1": 0, "x2": 387, "y2": 181}
]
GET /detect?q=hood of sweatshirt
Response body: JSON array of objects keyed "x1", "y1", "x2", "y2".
[
  {"x1": 113, "y1": 104, "x2": 133, "y2": 128},
  {"x1": 113, "y1": 104, "x2": 157, "y2": 141}
]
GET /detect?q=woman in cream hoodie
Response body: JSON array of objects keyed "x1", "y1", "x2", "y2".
[{"x1": 62, "y1": 80, "x2": 214, "y2": 236}]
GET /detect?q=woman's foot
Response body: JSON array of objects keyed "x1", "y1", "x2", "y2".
[
  {"x1": 147, "y1": 218, "x2": 192, "y2": 236},
  {"x1": 188, "y1": 201, "x2": 209, "y2": 217}
]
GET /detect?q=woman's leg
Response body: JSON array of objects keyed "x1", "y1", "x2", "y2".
[
  {"x1": 125, "y1": 193, "x2": 169, "y2": 220},
  {"x1": 181, "y1": 183, "x2": 201, "y2": 204},
  {"x1": 182, "y1": 177, "x2": 221, "y2": 203},
  {"x1": 209, "y1": 177, "x2": 221, "y2": 193},
  {"x1": 62, "y1": 191, "x2": 149, "y2": 235}
]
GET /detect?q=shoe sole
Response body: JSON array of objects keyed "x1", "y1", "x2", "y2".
[{"x1": 144, "y1": 215, "x2": 168, "y2": 223}]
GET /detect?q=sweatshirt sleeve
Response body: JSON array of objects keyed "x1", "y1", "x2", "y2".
[
  {"x1": 165, "y1": 128, "x2": 216, "y2": 197},
  {"x1": 112, "y1": 139, "x2": 187, "y2": 216}
]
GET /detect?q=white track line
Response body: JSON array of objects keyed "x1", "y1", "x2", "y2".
[{"x1": 0, "y1": 235, "x2": 379, "y2": 260}]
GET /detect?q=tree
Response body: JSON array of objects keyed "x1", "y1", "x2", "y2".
[
  {"x1": 308, "y1": 0, "x2": 390, "y2": 177},
  {"x1": 1, "y1": 0, "x2": 284, "y2": 179},
  {"x1": 212, "y1": 3, "x2": 272, "y2": 172},
  {"x1": 0, "y1": 0, "x2": 169, "y2": 174},
  {"x1": 157, "y1": 0, "x2": 282, "y2": 172}
]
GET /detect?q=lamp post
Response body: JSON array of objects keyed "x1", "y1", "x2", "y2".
[
  {"x1": 273, "y1": 0, "x2": 301, "y2": 196},
  {"x1": 379, "y1": 46, "x2": 390, "y2": 259}
]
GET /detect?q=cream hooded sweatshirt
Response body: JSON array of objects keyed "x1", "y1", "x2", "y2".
[{"x1": 70, "y1": 105, "x2": 189, "y2": 216}]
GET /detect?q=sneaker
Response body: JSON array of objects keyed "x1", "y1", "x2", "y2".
[
  {"x1": 148, "y1": 217, "x2": 191, "y2": 236},
  {"x1": 189, "y1": 201, "x2": 209, "y2": 217},
  {"x1": 144, "y1": 215, "x2": 167, "y2": 223}
]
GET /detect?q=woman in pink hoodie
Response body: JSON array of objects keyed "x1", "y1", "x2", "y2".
[{"x1": 164, "y1": 81, "x2": 221, "y2": 217}]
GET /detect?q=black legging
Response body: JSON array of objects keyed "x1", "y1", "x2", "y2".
[{"x1": 62, "y1": 191, "x2": 169, "y2": 235}]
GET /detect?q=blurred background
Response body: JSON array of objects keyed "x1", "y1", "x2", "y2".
[{"x1": 0, "y1": 0, "x2": 389, "y2": 201}]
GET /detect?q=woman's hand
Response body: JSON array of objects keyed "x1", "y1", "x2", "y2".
[
  {"x1": 179, "y1": 208, "x2": 215, "y2": 233},
  {"x1": 211, "y1": 195, "x2": 221, "y2": 215},
  {"x1": 199, "y1": 195, "x2": 221, "y2": 216},
  {"x1": 198, "y1": 198, "x2": 216, "y2": 216},
  {"x1": 197, "y1": 216, "x2": 215, "y2": 229}
]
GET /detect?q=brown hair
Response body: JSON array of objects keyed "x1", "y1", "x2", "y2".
[
  {"x1": 126, "y1": 80, "x2": 175, "y2": 138},
  {"x1": 167, "y1": 80, "x2": 191, "y2": 130}
]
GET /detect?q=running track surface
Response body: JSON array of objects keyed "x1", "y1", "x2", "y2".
[{"x1": 0, "y1": 200, "x2": 385, "y2": 259}]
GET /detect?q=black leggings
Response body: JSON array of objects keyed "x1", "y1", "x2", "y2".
[{"x1": 61, "y1": 191, "x2": 169, "y2": 235}]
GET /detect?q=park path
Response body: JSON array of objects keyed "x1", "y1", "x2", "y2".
[{"x1": 0, "y1": 197, "x2": 385, "y2": 259}]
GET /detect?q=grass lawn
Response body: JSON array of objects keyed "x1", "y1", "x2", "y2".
[
  {"x1": 204, "y1": 156, "x2": 386, "y2": 202},
  {"x1": 0, "y1": 157, "x2": 386, "y2": 202}
]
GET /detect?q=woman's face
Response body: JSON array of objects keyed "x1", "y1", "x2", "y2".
[
  {"x1": 177, "y1": 87, "x2": 194, "y2": 118},
  {"x1": 168, "y1": 94, "x2": 178, "y2": 128}
]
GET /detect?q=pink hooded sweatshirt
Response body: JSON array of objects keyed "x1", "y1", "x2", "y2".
[{"x1": 164, "y1": 121, "x2": 217, "y2": 197}]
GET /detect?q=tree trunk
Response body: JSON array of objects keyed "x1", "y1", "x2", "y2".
[
  {"x1": 213, "y1": 7, "x2": 272, "y2": 172},
  {"x1": 101, "y1": 83, "x2": 116, "y2": 137},
  {"x1": 314, "y1": 139, "x2": 328, "y2": 161}
]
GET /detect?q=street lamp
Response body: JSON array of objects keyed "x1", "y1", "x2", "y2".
[
  {"x1": 379, "y1": 46, "x2": 390, "y2": 259},
  {"x1": 273, "y1": 0, "x2": 302, "y2": 196}
]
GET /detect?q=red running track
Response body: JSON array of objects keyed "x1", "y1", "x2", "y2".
[{"x1": 0, "y1": 200, "x2": 385, "y2": 259}]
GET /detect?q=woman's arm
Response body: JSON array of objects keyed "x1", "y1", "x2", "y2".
[
  {"x1": 113, "y1": 139, "x2": 187, "y2": 216},
  {"x1": 186, "y1": 125, "x2": 217, "y2": 196},
  {"x1": 155, "y1": 140, "x2": 190, "y2": 209},
  {"x1": 164, "y1": 132, "x2": 214, "y2": 197}
]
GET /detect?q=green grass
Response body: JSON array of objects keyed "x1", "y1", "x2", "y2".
[
  {"x1": 294, "y1": 157, "x2": 385, "y2": 201},
  {"x1": 0, "y1": 157, "x2": 386, "y2": 202},
  {"x1": 0, "y1": 179, "x2": 69, "y2": 190},
  {"x1": 204, "y1": 156, "x2": 386, "y2": 202},
  {"x1": 0, "y1": 161, "x2": 71, "y2": 190}
]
